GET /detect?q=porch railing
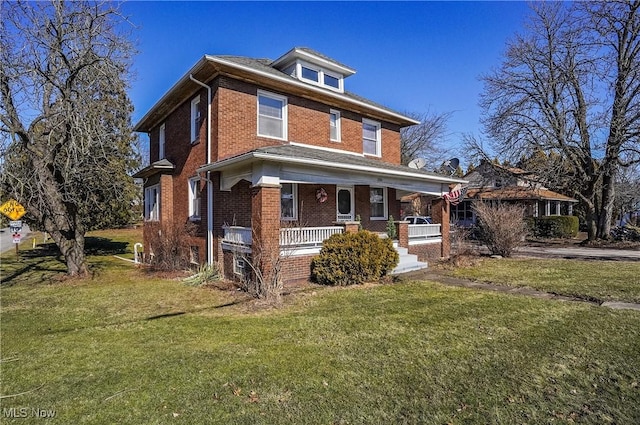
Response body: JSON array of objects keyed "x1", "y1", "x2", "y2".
[
  {"x1": 280, "y1": 226, "x2": 343, "y2": 247},
  {"x1": 222, "y1": 226, "x2": 344, "y2": 248},
  {"x1": 222, "y1": 226, "x2": 252, "y2": 245},
  {"x1": 408, "y1": 223, "x2": 441, "y2": 239}
]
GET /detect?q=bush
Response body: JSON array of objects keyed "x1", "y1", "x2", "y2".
[
  {"x1": 311, "y1": 231, "x2": 399, "y2": 286},
  {"x1": 527, "y1": 216, "x2": 579, "y2": 238},
  {"x1": 474, "y1": 202, "x2": 528, "y2": 257},
  {"x1": 147, "y1": 222, "x2": 199, "y2": 271}
]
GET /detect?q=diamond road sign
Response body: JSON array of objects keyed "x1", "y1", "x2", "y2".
[{"x1": 0, "y1": 199, "x2": 26, "y2": 221}]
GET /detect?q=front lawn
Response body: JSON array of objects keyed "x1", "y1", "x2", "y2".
[
  {"x1": 1, "y1": 230, "x2": 639, "y2": 424},
  {"x1": 445, "y1": 257, "x2": 640, "y2": 303}
]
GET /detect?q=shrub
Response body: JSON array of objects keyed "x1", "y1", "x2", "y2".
[
  {"x1": 147, "y1": 222, "x2": 199, "y2": 271},
  {"x1": 474, "y1": 202, "x2": 528, "y2": 257},
  {"x1": 311, "y1": 231, "x2": 399, "y2": 286},
  {"x1": 527, "y1": 216, "x2": 579, "y2": 238}
]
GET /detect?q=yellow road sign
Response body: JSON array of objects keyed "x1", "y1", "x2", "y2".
[{"x1": 0, "y1": 199, "x2": 26, "y2": 221}]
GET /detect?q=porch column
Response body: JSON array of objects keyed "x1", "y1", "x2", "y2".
[
  {"x1": 533, "y1": 202, "x2": 539, "y2": 217},
  {"x1": 555, "y1": 201, "x2": 560, "y2": 216},
  {"x1": 431, "y1": 198, "x2": 450, "y2": 258},
  {"x1": 340, "y1": 221, "x2": 360, "y2": 234},
  {"x1": 568, "y1": 203, "x2": 573, "y2": 215},
  {"x1": 251, "y1": 184, "x2": 281, "y2": 283},
  {"x1": 396, "y1": 221, "x2": 409, "y2": 249},
  {"x1": 545, "y1": 201, "x2": 551, "y2": 216},
  {"x1": 159, "y1": 174, "x2": 173, "y2": 224}
]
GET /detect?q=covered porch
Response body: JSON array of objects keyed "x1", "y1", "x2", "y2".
[{"x1": 198, "y1": 144, "x2": 466, "y2": 281}]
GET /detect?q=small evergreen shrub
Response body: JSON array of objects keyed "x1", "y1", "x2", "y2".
[
  {"x1": 386, "y1": 215, "x2": 397, "y2": 239},
  {"x1": 528, "y1": 216, "x2": 579, "y2": 238},
  {"x1": 311, "y1": 231, "x2": 399, "y2": 286}
]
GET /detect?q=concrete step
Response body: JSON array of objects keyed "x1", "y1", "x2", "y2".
[{"x1": 391, "y1": 247, "x2": 428, "y2": 275}]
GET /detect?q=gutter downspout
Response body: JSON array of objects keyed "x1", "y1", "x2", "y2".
[{"x1": 189, "y1": 75, "x2": 214, "y2": 265}]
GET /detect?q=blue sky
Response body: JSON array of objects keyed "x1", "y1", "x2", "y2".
[{"x1": 122, "y1": 1, "x2": 532, "y2": 156}]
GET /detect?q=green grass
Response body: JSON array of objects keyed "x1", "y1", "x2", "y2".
[
  {"x1": 445, "y1": 257, "x2": 640, "y2": 303},
  {"x1": 1, "y1": 230, "x2": 639, "y2": 424}
]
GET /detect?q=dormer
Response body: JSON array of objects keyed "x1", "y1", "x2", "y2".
[{"x1": 271, "y1": 47, "x2": 356, "y2": 93}]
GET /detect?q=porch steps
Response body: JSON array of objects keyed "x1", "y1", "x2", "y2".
[{"x1": 391, "y1": 246, "x2": 428, "y2": 275}]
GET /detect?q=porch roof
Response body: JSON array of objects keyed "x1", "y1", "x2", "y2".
[
  {"x1": 132, "y1": 159, "x2": 175, "y2": 179},
  {"x1": 466, "y1": 187, "x2": 578, "y2": 202},
  {"x1": 197, "y1": 144, "x2": 467, "y2": 196}
]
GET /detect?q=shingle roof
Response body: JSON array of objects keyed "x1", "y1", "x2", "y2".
[
  {"x1": 466, "y1": 187, "x2": 577, "y2": 202},
  {"x1": 241, "y1": 144, "x2": 465, "y2": 183}
]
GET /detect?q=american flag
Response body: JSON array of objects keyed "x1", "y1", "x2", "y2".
[{"x1": 444, "y1": 186, "x2": 468, "y2": 205}]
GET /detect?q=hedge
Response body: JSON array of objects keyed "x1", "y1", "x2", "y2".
[{"x1": 526, "y1": 216, "x2": 579, "y2": 238}]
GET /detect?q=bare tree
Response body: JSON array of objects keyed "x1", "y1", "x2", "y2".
[
  {"x1": 474, "y1": 1, "x2": 640, "y2": 241},
  {"x1": 400, "y1": 109, "x2": 453, "y2": 167},
  {"x1": 0, "y1": 1, "x2": 138, "y2": 276}
]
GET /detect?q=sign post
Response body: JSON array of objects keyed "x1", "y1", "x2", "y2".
[{"x1": 1, "y1": 199, "x2": 27, "y2": 258}]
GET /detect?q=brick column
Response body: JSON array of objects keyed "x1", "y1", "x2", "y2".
[
  {"x1": 396, "y1": 221, "x2": 409, "y2": 248},
  {"x1": 159, "y1": 174, "x2": 173, "y2": 224},
  {"x1": 339, "y1": 221, "x2": 361, "y2": 234},
  {"x1": 251, "y1": 184, "x2": 281, "y2": 282},
  {"x1": 431, "y1": 198, "x2": 450, "y2": 258}
]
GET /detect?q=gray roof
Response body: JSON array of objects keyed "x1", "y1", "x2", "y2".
[{"x1": 211, "y1": 144, "x2": 466, "y2": 184}]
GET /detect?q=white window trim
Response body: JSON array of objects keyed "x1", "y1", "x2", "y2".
[
  {"x1": 362, "y1": 118, "x2": 381, "y2": 157},
  {"x1": 257, "y1": 90, "x2": 288, "y2": 140},
  {"x1": 190, "y1": 96, "x2": 201, "y2": 143},
  {"x1": 297, "y1": 60, "x2": 344, "y2": 92},
  {"x1": 188, "y1": 177, "x2": 201, "y2": 221},
  {"x1": 369, "y1": 186, "x2": 388, "y2": 220},
  {"x1": 329, "y1": 109, "x2": 341, "y2": 142},
  {"x1": 159, "y1": 123, "x2": 165, "y2": 159},
  {"x1": 280, "y1": 183, "x2": 298, "y2": 221},
  {"x1": 144, "y1": 184, "x2": 160, "y2": 222}
]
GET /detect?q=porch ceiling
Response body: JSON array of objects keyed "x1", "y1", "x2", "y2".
[{"x1": 198, "y1": 144, "x2": 467, "y2": 196}]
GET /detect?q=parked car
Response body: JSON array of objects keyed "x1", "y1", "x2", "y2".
[{"x1": 402, "y1": 216, "x2": 433, "y2": 224}]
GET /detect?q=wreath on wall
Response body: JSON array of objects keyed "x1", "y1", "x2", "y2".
[{"x1": 316, "y1": 187, "x2": 328, "y2": 203}]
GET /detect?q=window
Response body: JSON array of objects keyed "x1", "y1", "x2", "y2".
[
  {"x1": 329, "y1": 110, "x2": 341, "y2": 142},
  {"x1": 234, "y1": 255, "x2": 247, "y2": 276},
  {"x1": 159, "y1": 123, "x2": 165, "y2": 159},
  {"x1": 188, "y1": 177, "x2": 201, "y2": 220},
  {"x1": 190, "y1": 96, "x2": 201, "y2": 143},
  {"x1": 257, "y1": 91, "x2": 287, "y2": 140},
  {"x1": 297, "y1": 61, "x2": 343, "y2": 92},
  {"x1": 323, "y1": 73, "x2": 340, "y2": 89},
  {"x1": 144, "y1": 184, "x2": 160, "y2": 221},
  {"x1": 301, "y1": 66, "x2": 319, "y2": 82},
  {"x1": 370, "y1": 187, "x2": 387, "y2": 220},
  {"x1": 363, "y1": 119, "x2": 381, "y2": 156},
  {"x1": 281, "y1": 183, "x2": 297, "y2": 220}
]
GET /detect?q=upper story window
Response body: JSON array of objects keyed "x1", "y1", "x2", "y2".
[
  {"x1": 190, "y1": 96, "x2": 201, "y2": 144},
  {"x1": 257, "y1": 90, "x2": 287, "y2": 140},
  {"x1": 329, "y1": 110, "x2": 341, "y2": 142},
  {"x1": 362, "y1": 118, "x2": 381, "y2": 157},
  {"x1": 144, "y1": 184, "x2": 160, "y2": 221},
  {"x1": 297, "y1": 61, "x2": 344, "y2": 92},
  {"x1": 158, "y1": 123, "x2": 165, "y2": 159}
]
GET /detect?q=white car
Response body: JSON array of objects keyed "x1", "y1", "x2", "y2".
[{"x1": 403, "y1": 216, "x2": 432, "y2": 224}]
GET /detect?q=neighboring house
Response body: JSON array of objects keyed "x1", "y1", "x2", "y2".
[
  {"x1": 451, "y1": 160, "x2": 578, "y2": 227},
  {"x1": 133, "y1": 47, "x2": 465, "y2": 282}
]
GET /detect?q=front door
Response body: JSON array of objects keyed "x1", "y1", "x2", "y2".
[{"x1": 336, "y1": 186, "x2": 354, "y2": 221}]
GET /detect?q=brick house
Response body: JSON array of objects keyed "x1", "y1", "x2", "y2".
[
  {"x1": 134, "y1": 47, "x2": 465, "y2": 282},
  {"x1": 450, "y1": 160, "x2": 578, "y2": 227}
]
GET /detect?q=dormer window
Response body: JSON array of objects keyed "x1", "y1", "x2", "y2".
[{"x1": 297, "y1": 61, "x2": 344, "y2": 92}]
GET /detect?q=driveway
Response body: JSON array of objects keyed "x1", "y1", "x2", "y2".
[{"x1": 515, "y1": 245, "x2": 640, "y2": 261}]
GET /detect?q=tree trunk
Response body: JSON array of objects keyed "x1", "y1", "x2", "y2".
[
  {"x1": 598, "y1": 169, "x2": 616, "y2": 239},
  {"x1": 52, "y1": 229, "x2": 89, "y2": 277}
]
